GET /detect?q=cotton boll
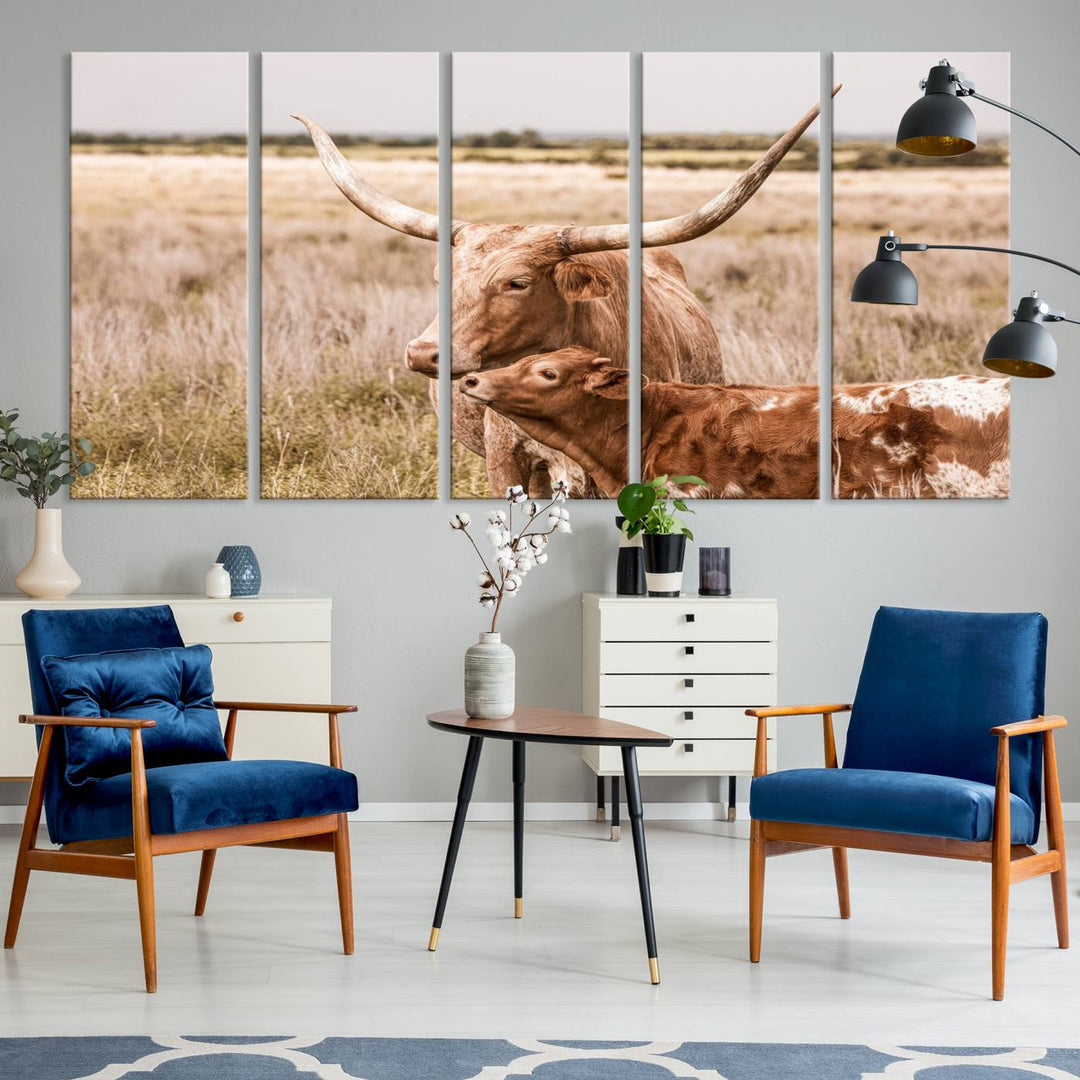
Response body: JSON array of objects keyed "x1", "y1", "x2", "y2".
[{"x1": 535, "y1": 553, "x2": 548, "y2": 564}]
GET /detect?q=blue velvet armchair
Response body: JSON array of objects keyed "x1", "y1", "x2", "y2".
[
  {"x1": 747, "y1": 606, "x2": 1068, "y2": 1001},
  {"x1": 4, "y1": 605, "x2": 360, "y2": 992}
]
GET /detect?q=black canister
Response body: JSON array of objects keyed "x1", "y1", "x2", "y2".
[{"x1": 615, "y1": 515, "x2": 646, "y2": 596}]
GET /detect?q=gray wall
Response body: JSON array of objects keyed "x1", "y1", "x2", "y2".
[{"x1": 3, "y1": 0, "x2": 1079, "y2": 807}]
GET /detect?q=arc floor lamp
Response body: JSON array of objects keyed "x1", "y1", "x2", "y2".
[{"x1": 851, "y1": 59, "x2": 1080, "y2": 378}]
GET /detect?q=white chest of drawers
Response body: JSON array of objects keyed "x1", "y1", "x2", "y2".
[
  {"x1": 0, "y1": 594, "x2": 333, "y2": 781},
  {"x1": 581, "y1": 593, "x2": 778, "y2": 819}
]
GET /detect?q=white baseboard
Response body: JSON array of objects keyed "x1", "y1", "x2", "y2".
[
  {"x1": 349, "y1": 801, "x2": 749, "y2": 822},
  {"x1": 3, "y1": 801, "x2": 1080, "y2": 826}
]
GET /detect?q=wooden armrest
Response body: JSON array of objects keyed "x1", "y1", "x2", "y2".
[
  {"x1": 213, "y1": 701, "x2": 358, "y2": 715},
  {"x1": 19, "y1": 713, "x2": 156, "y2": 729},
  {"x1": 990, "y1": 715, "x2": 1067, "y2": 738},
  {"x1": 745, "y1": 703, "x2": 852, "y2": 719}
]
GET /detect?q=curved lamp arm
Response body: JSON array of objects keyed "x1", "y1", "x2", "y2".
[
  {"x1": 897, "y1": 240, "x2": 1080, "y2": 280},
  {"x1": 967, "y1": 90, "x2": 1080, "y2": 161}
]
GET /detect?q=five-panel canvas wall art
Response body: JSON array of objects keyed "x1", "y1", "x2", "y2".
[{"x1": 69, "y1": 51, "x2": 1010, "y2": 501}]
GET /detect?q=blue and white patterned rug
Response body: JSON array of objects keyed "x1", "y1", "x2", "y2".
[{"x1": 2, "y1": 1038, "x2": 1079, "y2": 1079}]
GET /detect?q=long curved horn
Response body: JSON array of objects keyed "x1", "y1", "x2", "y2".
[
  {"x1": 558, "y1": 86, "x2": 841, "y2": 255},
  {"x1": 293, "y1": 114, "x2": 442, "y2": 241}
]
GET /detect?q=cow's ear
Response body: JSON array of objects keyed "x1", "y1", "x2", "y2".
[
  {"x1": 553, "y1": 259, "x2": 615, "y2": 301},
  {"x1": 584, "y1": 366, "x2": 630, "y2": 399}
]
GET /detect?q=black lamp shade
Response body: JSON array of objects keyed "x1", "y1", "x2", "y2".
[
  {"x1": 896, "y1": 62, "x2": 978, "y2": 157},
  {"x1": 983, "y1": 319, "x2": 1058, "y2": 378},
  {"x1": 850, "y1": 253, "x2": 918, "y2": 305}
]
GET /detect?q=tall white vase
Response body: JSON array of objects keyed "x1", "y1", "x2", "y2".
[
  {"x1": 15, "y1": 508, "x2": 81, "y2": 600},
  {"x1": 464, "y1": 631, "x2": 515, "y2": 719}
]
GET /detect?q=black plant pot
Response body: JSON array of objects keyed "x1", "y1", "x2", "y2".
[{"x1": 641, "y1": 533, "x2": 687, "y2": 597}]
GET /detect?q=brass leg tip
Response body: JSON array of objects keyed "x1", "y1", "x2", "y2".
[
  {"x1": 727, "y1": 806, "x2": 737, "y2": 823},
  {"x1": 596, "y1": 808, "x2": 606, "y2": 822},
  {"x1": 648, "y1": 957, "x2": 660, "y2": 984},
  {"x1": 514, "y1": 897, "x2": 523, "y2": 919},
  {"x1": 610, "y1": 826, "x2": 621, "y2": 842},
  {"x1": 428, "y1": 927, "x2": 440, "y2": 951}
]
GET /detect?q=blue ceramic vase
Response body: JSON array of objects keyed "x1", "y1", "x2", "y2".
[{"x1": 216, "y1": 545, "x2": 261, "y2": 597}]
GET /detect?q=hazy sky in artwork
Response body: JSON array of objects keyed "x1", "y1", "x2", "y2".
[
  {"x1": 834, "y1": 52, "x2": 1010, "y2": 139},
  {"x1": 644, "y1": 53, "x2": 820, "y2": 134},
  {"x1": 262, "y1": 53, "x2": 438, "y2": 136},
  {"x1": 72, "y1": 53, "x2": 247, "y2": 135},
  {"x1": 455, "y1": 53, "x2": 627, "y2": 138}
]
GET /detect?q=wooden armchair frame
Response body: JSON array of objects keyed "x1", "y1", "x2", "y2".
[
  {"x1": 747, "y1": 703, "x2": 1069, "y2": 1001},
  {"x1": 4, "y1": 700, "x2": 358, "y2": 993}
]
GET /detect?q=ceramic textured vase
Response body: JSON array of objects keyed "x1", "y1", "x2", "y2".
[
  {"x1": 642, "y1": 533, "x2": 687, "y2": 597},
  {"x1": 204, "y1": 562, "x2": 232, "y2": 599},
  {"x1": 15, "y1": 508, "x2": 81, "y2": 599},
  {"x1": 217, "y1": 545, "x2": 261, "y2": 597},
  {"x1": 464, "y1": 631, "x2": 515, "y2": 719}
]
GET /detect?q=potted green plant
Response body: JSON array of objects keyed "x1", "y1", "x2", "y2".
[
  {"x1": 617, "y1": 475, "x2": 704, "y2": 597},
  {"x1": 0, "y1": 410, "x2": 96, "y2": 599}
]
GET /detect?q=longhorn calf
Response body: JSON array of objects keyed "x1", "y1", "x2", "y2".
[{"x1": 459, "y1": 347, "x2": 1010, "y2": 500}]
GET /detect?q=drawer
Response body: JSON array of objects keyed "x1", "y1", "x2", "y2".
[
  {"x1": 600, "y1": 673, "x2": 776, "y2": 708},
  {"x1": 591, "y1": 738, "x2": 773, "y2": 775},
  {"x1": 172, "y1": 600, "x2": 331, "y2": 645},
  {"x1": 599, "y1": 706, "x2": 773, "y2": 741},
  {"x1": 601, "y1": 641, "x2": 776, "y2": 674},
  {"x1": 599, "y1": 601, "x2": 776, "y2": 642}
]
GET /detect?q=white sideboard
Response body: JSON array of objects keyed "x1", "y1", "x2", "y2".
[
  {"x1": 0, "y1": 594, "x2": 334, "y2": 781},
  {"x1": 582, "y1": 593, "x2": 778, "y2": 826}
]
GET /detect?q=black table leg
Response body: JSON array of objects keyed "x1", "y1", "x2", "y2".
[
  {"x1": 429, "y1": 735, "x2": 484, "y2": 951},
  {"x1": 513, "y1": 740, "x2": 525, "y2": 919},
  {"x1": 621, "y1": 745, "x2": 660, "y2": 984},
  {"x1": 596, "y1": 774, "x2": 606, "y2": 823},
  {"x1": 728, "y1": 775, "x2": 738, "y2": 823},
  {"x1": 610, "y1": 775, "x2": 621, "y2": 841}
]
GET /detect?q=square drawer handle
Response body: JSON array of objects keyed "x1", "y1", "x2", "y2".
[
  {"x1": 684, "y1": 645, "x2": 695, "y2": 655},
  {"x1": 684, "y1": 742, "x2": 694, "y2": 752},
  {"x1": 685, "y1": 613, "x2": 695, "y2": 623},
  {"x1": 684, "y1": 710, "x2": 694, "y2": 721},
  {"x1": 684, "y1": 678, "x2": 694, "y2": 689}
]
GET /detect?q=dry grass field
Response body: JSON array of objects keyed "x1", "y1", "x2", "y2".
[
  {"x1": 261, "y1": 153, "x2": 439, "y2": 499},
  {"x1": 70, "y1": 138, "x2": 1007, "y2": 502},
  {"x1": 71, "y1": 151, "x2": 248, "y2": 499},
  {"x1": 833, "y1": 165, "x2": 1010, "y2": 384}
]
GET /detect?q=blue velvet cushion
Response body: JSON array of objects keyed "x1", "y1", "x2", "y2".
[
  {"x1": 843, "y1": 606, "x2": 1047, "y2": 832},
  {"x1": 750, "y1": 767, "x2": 1037, "y2": 844},
  {"x1": 51, "y1": 759, "x2": 360, "y2": 843},
  {"x1": 40, "y1": 645, "x2": 228, "y2": 786},
  {"x1": 23, "y1": 605, "x2": 186, "y2": 845}
]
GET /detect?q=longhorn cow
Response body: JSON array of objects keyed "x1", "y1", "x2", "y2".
[{"x1": 296, "y1": 95, "x2": 827, "y2": 496}]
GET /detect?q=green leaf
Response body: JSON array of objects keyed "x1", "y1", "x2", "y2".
[
  {"x1": 670, "y1": 475, "x2": 706, "y2": 487},
  {"x1": 77, "y1": 438, "x2": 92, "y2": 454},
  {"x1": 59, "y1": 473, "x2": 76, "y2": 485},
  {"x1": 682, "y1": 526, "x2": 695, "y2": 541},
  {"x1": 673, "y1": 499, "x2": 688, "y2": 512},
  {"x1": 78, "y1": 461, "x2": 96, "y2": 475},
  {"x1": 617, "y1": 483, "x2": 656, "y2": 523},
  {"x1": 16, "y1": 486, "x2": 30, "y2": 498}
]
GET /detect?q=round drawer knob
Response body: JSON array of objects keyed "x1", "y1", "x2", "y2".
[{"x1": 233, "y1": 611, "x2": 245, "y2": 623}]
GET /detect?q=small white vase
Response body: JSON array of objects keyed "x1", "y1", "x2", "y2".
[
  {"x1": 204, "y1": 562, "x2": 231, "y2": 599},
  {"x1": 15, "y1": 508, "x2": 81, "y2": 600},
  {"x1": 464, "y1": 631, "x2": 515, "y2": 719}
]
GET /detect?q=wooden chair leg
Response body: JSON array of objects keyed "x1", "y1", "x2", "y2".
[
  {"x1": 832, "y1": 847, "x2": 851, "y2": 919},
  {"x1": 194, "y1": 850, "x2": 216, "y2": 916},
  {"x1": 4, "y1": 727, "x2": 52, "y2": 950},
  {"x1": 1044, "y1": 731, "x2": 1070, "y2": 949},
  {"x1": 749, "y1": 819, "x2": 765, "y2": 962},
  {"x1": 333, "y1": 813, "x2": 354, "y2": 955},
  {"x1": 991, "y1": 736, "x2": 1011, "y2": 1001},
  {"x1": 131, "y1": 732, "x2": 157, "y2": 993}
]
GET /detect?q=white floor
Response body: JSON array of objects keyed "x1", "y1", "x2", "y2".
[{"x1": 1, "y1": 819, "x2": 1077, "y2": 1046}]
